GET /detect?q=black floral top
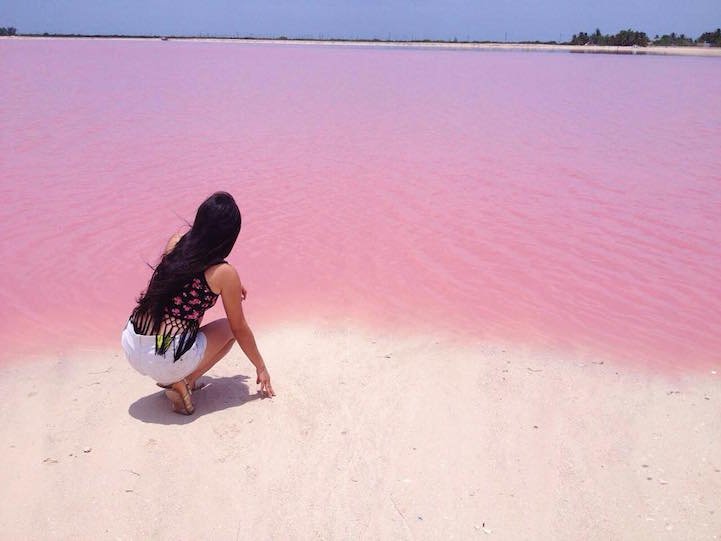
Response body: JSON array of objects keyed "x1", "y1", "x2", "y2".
[
  {"x1": 167, "y1": 275, "x2": 220, "y2": 322},
  {"x1": 130, "y1": 264, "x2": 223, "y2": 361}
]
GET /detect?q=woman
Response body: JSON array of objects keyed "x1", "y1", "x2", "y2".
[{"x1": 121, "y1": 191, "x2": 274, "y2": 415}]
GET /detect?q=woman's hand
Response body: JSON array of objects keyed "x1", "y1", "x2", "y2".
[{"x1": 256, "y1": 367, "x2": 275, "y2": 398}]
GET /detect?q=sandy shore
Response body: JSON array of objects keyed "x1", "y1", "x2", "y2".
[
  {"x1": 3, "y1": 35, "x2": 721, "y2": 57},
  {"x1": 1, "y1": 320, "x2": 719, "y2": 539}
]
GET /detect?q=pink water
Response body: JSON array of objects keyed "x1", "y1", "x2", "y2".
[{"x1": 1, "y1": 39, "x2": 720, "y2": 370}]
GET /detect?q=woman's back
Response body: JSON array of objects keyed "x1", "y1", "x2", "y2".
[{"x1": 130, "y1": 261, "x2": 226, "y2": 360}]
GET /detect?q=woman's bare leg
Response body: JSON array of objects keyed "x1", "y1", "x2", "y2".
[{"x1": 185, "y1": 318, "x2": 234, "y2": 388}]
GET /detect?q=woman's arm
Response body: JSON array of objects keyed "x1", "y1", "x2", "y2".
[{"x1": 216, "y1": 264, "x2": 274, "y2": 396}]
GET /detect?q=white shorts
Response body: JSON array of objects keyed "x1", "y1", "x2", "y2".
[{"x1": 121, "y1": 320, "x2": 207, "y2": 386}]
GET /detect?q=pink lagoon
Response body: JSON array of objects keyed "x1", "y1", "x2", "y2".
[
  {"x1": 2, "y1": 38, "x2": 719, "y2": 369},
  {"x1": 2, "y1": 37, "x2": 721, "y2": 540}
]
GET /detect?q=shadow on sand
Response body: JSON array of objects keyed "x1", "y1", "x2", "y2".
[{"x1": 128, "y1": 374, "x2": 260, "y2": 425}]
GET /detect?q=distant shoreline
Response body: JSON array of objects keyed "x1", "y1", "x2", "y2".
[{"x1": 3, "y1": 34, "x2": 721, "y2": 57}]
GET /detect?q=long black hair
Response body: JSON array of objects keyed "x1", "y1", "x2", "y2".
[{"x1": 132, "y1": 191, "x2": 241, "y2": 333}]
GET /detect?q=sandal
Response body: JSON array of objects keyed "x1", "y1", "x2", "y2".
[{"x1": 163, "y1": 379, "x2": 195, "y2": 415}]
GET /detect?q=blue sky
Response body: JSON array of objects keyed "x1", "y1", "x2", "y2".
[{"x1": 3, "y1": 1, "x2": 719, "y2": 42}]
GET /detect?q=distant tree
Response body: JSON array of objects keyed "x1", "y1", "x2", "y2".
[
  {"x1": 569, "y1": 32, "x2": 590, "y2": 45},
  {"x1": 609, "y1": 29, "x2": 649, "y2": 46},
  {"x1": 569, "y1": 28, "x2": 648, "y2": 46},
  {"x1": 0, "y1": 26, "x2": 17, "y2": 36},
  {"x1": 653, "y1": 32, "x2": 694, "y2": 46},
  {"x1": 590, "y1": 28, "x2": 604, "y2": 45},
  {"x1": 697, "y1": 28, "x2": 721, "y2": 46}
]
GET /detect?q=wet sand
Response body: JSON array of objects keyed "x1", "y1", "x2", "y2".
[{"x1": 2, "y1": 321, "x2": 720, "y2": 539}]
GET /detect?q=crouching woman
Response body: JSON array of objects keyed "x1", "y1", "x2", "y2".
[{"x1": 121, "y1": 191, "x2": 274, "y2": 414}]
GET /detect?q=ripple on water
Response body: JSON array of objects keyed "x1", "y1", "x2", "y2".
[{"x1": 1, "y1": 39, "x2": 720, "y2": 370}]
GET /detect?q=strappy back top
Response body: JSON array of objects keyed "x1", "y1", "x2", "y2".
[{"x1": 130, "y1": 263, "x2": 224, "y2": 361}]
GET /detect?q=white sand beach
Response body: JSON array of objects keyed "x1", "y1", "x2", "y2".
[
  {"x1": 4, "y1": 35, "x2": 721, "y2": 57},
  {"x1": 2, "y1": 321, "x2": 720, "y2": 539}
]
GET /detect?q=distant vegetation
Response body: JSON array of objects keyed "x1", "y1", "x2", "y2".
[
  {"x1": 570, "y1": 27, "x2": 721, "y2": 47},
  {"x1": 570, "y1": 28, "x2": 649, "y2": 47},
  {"x1": 4, "y1": 25, "x2": 721, "y2": 47},
  {"x1": 652, "y1": 33, "x2": 695, "y2": 46},
  {"x1": 697, "y1": 28, "x2": 721, "y2": 46}
]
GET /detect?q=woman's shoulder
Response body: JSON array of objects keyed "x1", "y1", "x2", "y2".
[
  {"x1": 204, "y1": 261, "x2": 239, "y2": 294},
  {"x1": 205, "y1": 260, "x2": 234, "y2": 273}
]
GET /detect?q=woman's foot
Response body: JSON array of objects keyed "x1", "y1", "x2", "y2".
[
  {"x1": 164, "y1": 380, "x2": 194, "y2": 415},
  {"x1": 157, "y1": 379, "x2": 207, "y2": 392},
  {"x1": 186, "y1": 377, "x2": 206, "y2": 392}
]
